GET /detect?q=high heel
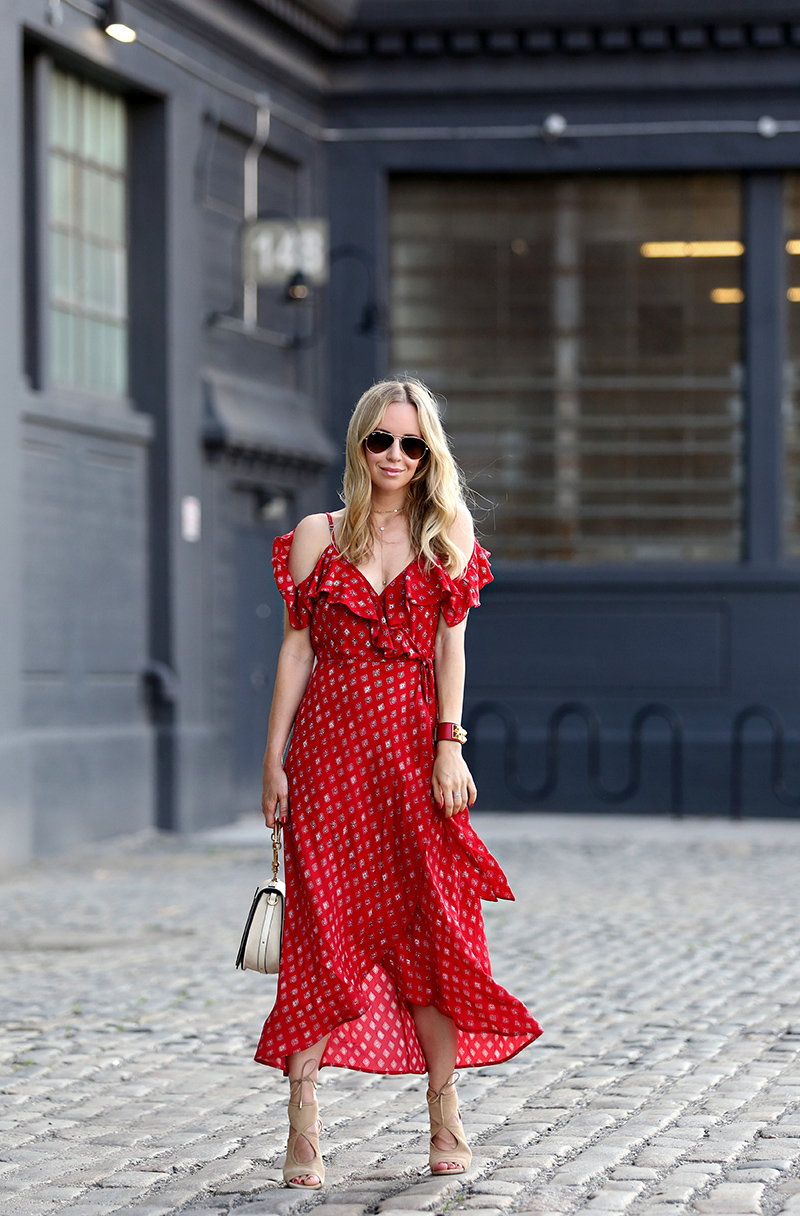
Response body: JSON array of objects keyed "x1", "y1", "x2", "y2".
[
  {"x1": 427, "y1": 1072, "x2": 471, "y2": 1175},
  {"x1": 283, "y1": 1060, "x2": 325, "y2": 1189}
]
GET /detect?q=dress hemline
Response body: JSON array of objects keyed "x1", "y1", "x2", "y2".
[
  {"x1": 254, "y1": 953, "x2": 543, "y2": 1075},
  {"x1": 255, "y1": 1017, "x2": 543, "y2": 1077}
]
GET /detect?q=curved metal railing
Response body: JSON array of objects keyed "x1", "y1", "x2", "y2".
[
  {"x1": 730, "y1": 704, "x2": 800, "y2": 819},
  {"x1": 467, "y1": 699, "x2": 800, "y2": 820},
  {"x1": 465, "y1": 700, "x2": 684, "y2": 817}
]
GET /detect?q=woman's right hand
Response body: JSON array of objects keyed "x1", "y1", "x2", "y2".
[{"x1": 262, "y1": 759, "x2": 289, "y2": 827}]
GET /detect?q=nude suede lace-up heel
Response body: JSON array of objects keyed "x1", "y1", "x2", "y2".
[
  {"x1": 427, "y1": 1073, "x2": 472, "y2": 1175},
  {"x1": 284, "y1": 1060, "x2": 324, "y2": 1189}
]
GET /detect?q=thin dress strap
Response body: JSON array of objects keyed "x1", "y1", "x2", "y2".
[{"x1": 325, "y1": 512, "x2": 338, "y2": 551}]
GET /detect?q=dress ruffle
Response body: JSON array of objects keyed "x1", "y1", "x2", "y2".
[
  {"x1": 272, "y1": 531, "x2": 493, "y2": 631},
  {"x1": 271, "y1": 532, "x2": 313, "y2": 629},
  {"x1": 428, "y1": 541, "x2": 493, "y2": 627}
]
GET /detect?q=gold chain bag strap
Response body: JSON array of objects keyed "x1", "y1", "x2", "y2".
[{"x1": 235, "y1": 818, "x2": 285, "y2": 974}]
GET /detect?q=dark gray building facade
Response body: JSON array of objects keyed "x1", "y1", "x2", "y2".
[{"x1": 3, "y1": 0, "x2": 800, "y2": 861}]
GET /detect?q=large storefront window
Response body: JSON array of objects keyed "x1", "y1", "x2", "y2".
[
  {"x1": 48, "y1": 69, "x2": 128, "y2": 396},
  {"x1": 785, "y1": 177, "x2": 800, "y2": 557},
  {"x1": 389, "y1": 175, "x2": 743, "y2": 562}
]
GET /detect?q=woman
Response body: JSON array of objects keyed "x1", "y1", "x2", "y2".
[{"x1": 258, "y1": 378, "x2": 541, "y2": 1189}]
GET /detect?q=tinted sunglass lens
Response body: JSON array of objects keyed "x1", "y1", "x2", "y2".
[
  {"x1": 400, "y1": 437, "x2": 427, "y2": 460},
  {"x1": 365, "y1": 431, "x2": 393, "y2": 454}
]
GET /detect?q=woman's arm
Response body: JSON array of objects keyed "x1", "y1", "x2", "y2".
[
  {"x1": 261, "y1": 617, "x2": 315, "y2": 827},
  {"x1": 261, "y1": 514, "x2": 331, "y2": 827},
  {"x1": 431, "y1": 502, "x2": 478, "y2": 818},
  {"x1": 432, "y1": 616, "x2": 477, "y2": 817}
]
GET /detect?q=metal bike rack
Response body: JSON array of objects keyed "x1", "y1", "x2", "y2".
[
  {"x1": 465, "y1": 700, "x2": 684, "y2": 818},
  {"x1": 730, "y1": 704, "x2": 800, "y2": 820}
]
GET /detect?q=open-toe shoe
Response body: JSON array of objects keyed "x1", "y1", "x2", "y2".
[
  {"x1": 284, "y1": 1061, "x2": 325, "y2": 1189},
  {"x1": 427, "y1": 1072, "x2": 471, "y2": 1176}
]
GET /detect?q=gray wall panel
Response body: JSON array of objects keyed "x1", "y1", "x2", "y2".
[
  {"x1": 80, "y1": 443, "x2": 147, "y2": 675},
  {"x1": 468, "y1": 607, "x2": 727, "y2": 692},
  {"x1": 21, "y1": 415, "x2": 152, "y2": 844},
  {"x1": 22, "y1": 421, "x2": 149, "y2": 718},
  {"x1": 22, "y1": 434, "x2": 70, "y2": 675},
  {"x1": 30, "y1": 727, "x2": 152, "y2": 855}
]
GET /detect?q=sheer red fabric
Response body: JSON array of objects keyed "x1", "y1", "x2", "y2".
[{"x1": 254, "y1": 527, "x2": 542, "y2": 1074}]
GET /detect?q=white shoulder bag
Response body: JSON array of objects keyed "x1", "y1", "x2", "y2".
[{"x1": 235, "y1": 818, "x2": 285, "y2": 974}]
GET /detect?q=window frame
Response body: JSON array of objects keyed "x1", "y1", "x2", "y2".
[
  {"x1": 388, "y1": 169, "x2": 751, "y2": 566},
  {"x1": 23, "y1": 51, "x2": 132, "y2": 402}
]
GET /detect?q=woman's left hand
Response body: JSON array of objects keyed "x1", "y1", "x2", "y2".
[{"x1": 432, "y1": 742, "x2": 477, "y2": 818}]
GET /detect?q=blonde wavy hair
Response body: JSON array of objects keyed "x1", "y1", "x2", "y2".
[{"x1": 338, "y1": 378, "x2": 469, "y2": 577}]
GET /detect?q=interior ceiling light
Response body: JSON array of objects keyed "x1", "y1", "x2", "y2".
[
  {"x1": 710, "y1": 288, "x2": 744, "y2": 303},
  {"x1": 787, "y1": 241, "x2": 800, "y2": 255},
  {"x1": 640, "y1": 241, "x2": 744, "y2": 258},
  {"x1": 711, "y1": 287, "x2": 800, "y2": 303},
  {"x1": 101, "y1": 0, "x2": 136, "y2": 41}
]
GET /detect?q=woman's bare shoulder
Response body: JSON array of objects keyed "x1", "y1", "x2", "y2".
[
  {"x1": 447, "y1": 502, "x2": 476, "y2": 564},
  {"x1": 288, "y1": 513, "x2": 335, "y2": 585}
]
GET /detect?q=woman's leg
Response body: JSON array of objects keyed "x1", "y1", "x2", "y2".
[
  {"x1": 410, "y1": 1003, "x2": 457, "y2": 1090},
  {"x1": 409, "y1": 1003, "x2": 464, "y2": 1172},
  {"x1": 285, "y1": 1035, "x2": 329, "y2": 1186}
]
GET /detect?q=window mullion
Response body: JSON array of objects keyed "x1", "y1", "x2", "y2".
[{"x1": 743, "y1": 173, "x2": 785, "y2": 565}]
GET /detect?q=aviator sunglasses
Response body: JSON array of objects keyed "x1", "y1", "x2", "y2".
[{"x1": 364, "y1": 430, "x2": 429, "y2": 461}]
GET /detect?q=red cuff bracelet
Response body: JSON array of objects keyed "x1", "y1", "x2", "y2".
[{"x1": 436, "y1": 722, "x2": 468, "y2": 745}]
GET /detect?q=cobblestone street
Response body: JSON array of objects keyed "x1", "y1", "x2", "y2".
[{"x1": 3, "y1": 812, "x2": 800, "y2": 1216}]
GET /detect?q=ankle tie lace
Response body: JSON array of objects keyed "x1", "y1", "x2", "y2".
[{"x1": 288, "y1": 1058, "x2": 319, "y2": 1109}]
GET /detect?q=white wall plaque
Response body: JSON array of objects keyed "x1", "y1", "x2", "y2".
[
  {"x1": 181, "y1": 496, "x2": 202, "y2": 543},
  {"x1": 241, "y1": 219, "x2": 329, "y2": 286}
]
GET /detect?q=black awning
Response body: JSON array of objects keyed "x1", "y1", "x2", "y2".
[{"x1": 203, "y1": 370, "x2": 338, "y2": 470}]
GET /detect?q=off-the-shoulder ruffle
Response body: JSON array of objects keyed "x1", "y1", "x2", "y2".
[
  {"x1": 273, "y1": 531, "x2": 356, "y2": 629},
  {"x1": 273, "y1": 530, "x2": 492, "y2": 630},
  {"x1": 273, "y1": 531, "x2": 383, "y2": 629},
  {"x1": 272, "y1": 531, "x2": 311, "y2": 629},
  {"x1": 435, "y1": 541, "x2": 493, "y2": 627}
]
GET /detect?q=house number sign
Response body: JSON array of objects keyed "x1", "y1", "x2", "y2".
[{"x1": 241, "y1": 219, "x2": 329, "y2": 285}]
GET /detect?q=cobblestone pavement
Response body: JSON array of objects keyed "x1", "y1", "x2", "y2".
[{"x1": 3, "y1": 812, "x2": 800, "y2": 1216}]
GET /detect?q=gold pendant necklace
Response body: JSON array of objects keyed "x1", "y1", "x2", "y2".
[
  {"x1": 377, "y1": 519, "x2": 389, "y2": 586},
  {"x1": 372, "y1": 507, "x2": 404, "y2": 586}
]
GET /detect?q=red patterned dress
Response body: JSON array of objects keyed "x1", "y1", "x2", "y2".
[{"x1": 255, "y1": 520, "x2": 542, "y2": 1074}]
